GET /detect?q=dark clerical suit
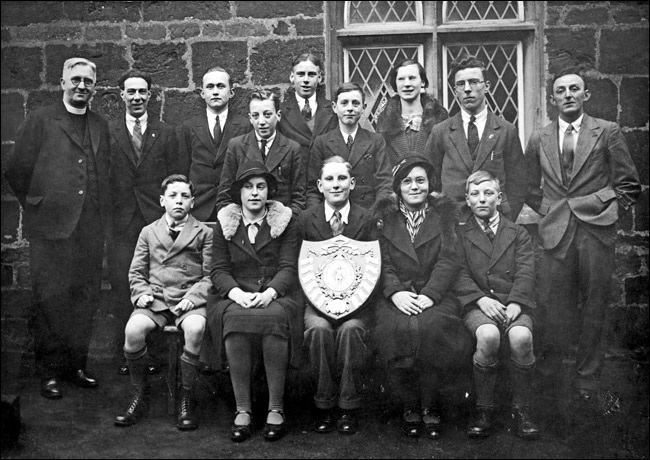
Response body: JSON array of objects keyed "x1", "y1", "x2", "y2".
[
  {"x1": 6, "y1": 100, "x2": 111, "y2": 378},
  {"x1": 178, "y1": 110, "x2": 252, "y2": 222},
  {"x1": 525, "y1": 113, "x2": 641, "y2": 392},
  {"x1": 300, "y1": 203, "x2": 376, "y2": 411}
]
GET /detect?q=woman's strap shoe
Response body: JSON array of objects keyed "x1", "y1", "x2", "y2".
[
  {"x1": 263, "y1": 409, "x2": 286, "y2": 441},
  {"x1": 230, "y1": 411, "x2": 252, "y2": 443}
]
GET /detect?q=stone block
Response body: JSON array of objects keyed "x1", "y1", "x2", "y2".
[
  {"x1": 64, "y1": 1, "x2": 141, "y2": 22},
  {"x1": 600, "y1": 28, "x2": 649, "y2": 74},
  {"x1": 1, "y1": 144, "x2": 16, "y2": 194},
  {"x1": 45, "y1": 43, "x2": 129, "y2": 87},
  {"x1": 223, "y1": 20, "x2": 271, "y2": 37},
  {"x1": 1, "y1": 264, "x2": 12, "y2": 287},
  {"x1": 565, "y1": 7, "x2": 609, "y2": 25},
  {"x1": 294, "y1": 18, "x2": 324, "y2": 36},
  {"x1": 583, "y1": 77, "x2": 618, "y2": 122},
  {"x1": 615, "y1": 245, "x2": 643, "y2": 277},
  {"x1": 143, "y1": 1, "x2": 231, "y2": 21},
  {"x1": 0, "y1": 287, "x2": 31, "y2": 319},
  {"x1": 0, "y1": 1, "x2": 65, "y2": 26},
  {"x1": 2, "y1": 28, "x2": 11, "y2": 43},
  {"x1": 132, "y1": 43, "x2": 188, "y2": 88},
  {"x1": 1, "y1": 93, "x2": 25, "y2": 143},
  {"x1": 191, "y1": 41, "x2": 249, "y2": 87},
  {"x1": 634, "y1": 189, "x2": 648, "y2": 232},
  {"x1": 618, "y1": 204, "x2": 634, "y2": 233},
  {"x1": 620, "y1": 77, "x2": 649, "y2": 128},
  {"x1": 1, "y1": 47, "x2": 42, "y2": 90},
  {"x1": 625, "y1": 274, "x2": 649, "y2": 305},
  {"x1": 25, "y1": 91, "x2": 59, "y2": 115},
  {"x1": 273, "y1": 20, "x2": 290, "y2": 36},
  {"x1": 13, "y1": 25, "x2": 84, "y2": 42},
  {"x1": 202, "y1": 23, "x2": 225, "y2": 37},
  {"x1": 1, "y1": 201, "x2": 20, "y2": 245},
  {"x1": 546, "y1": 28, "x2": 597, "y2": 75},
  {"x1": 91, "y1": 88, "x2": 123, "y2": 124},
  {"x1": 169, "y1": 23, "x2": 201, "y2": 40},
  {"x1": 236, "y1": 1, "x2": 323, "y2": 18},
  {"x1": 607, "y1": 304, "x2": 648, "y2": 351},
  {"x1": 251, "y1": 38, "x2": 324, "y2": 86},
  {"x1": 126, "y1": 23, "x2": 166, "y2": 40},
  {"x1": 161, "y1": 90, "x2": 205, "y2": 128},
  {"x1": 613, "y1": 3, "x2": 649, "y2": 23},
  {"x1": 545, "y1": 8, "x2": 561, "y2": 26},
  {"x1": 85, "y1": 25, "x2": 123, "y2": 42},
  {"x1": 623, "y1": 130, "x2": 649, "y2": 185}
]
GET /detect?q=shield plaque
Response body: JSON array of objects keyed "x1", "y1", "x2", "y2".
[{"x1": 299, "y1": 235, "x2": 380, "y2": 320}]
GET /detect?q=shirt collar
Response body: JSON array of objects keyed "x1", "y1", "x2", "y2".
[
  {"x1": 461, "y1": 106, "x2": 488, "y2": 124},
  {"x1": 474, "y1": 212, "x2": 500, "y2": 232},
  {"x1": 255, "y1": 131, "x2": 276, "y2": 145},
  {"x1": 63, "y1": 99, "x2": 87, "y2": 115},
  {"x1": 558, "y1": 114, "x2": 584, "y2": 133},
  {"x1": 165, "y1": 213, "x2": 189, "y2": 229},
  {"x1": 206, "y1": 107, "x2": 228, "y2": 124},
  {"x1": 296, "y1": 93, "x2": 317, "y2": 110},
  {"x1": 324, "y1": 201, "x2": 350, "y2": 225},
  {"x1": 242, "y1": 207, "x2": 267, "y2": 227},
  {"x1": 126, "y1": 111, "x2": 148, "y2": 125},
  {"x1": 340, "y1": 126, "x2": 359, "y2": 142}
]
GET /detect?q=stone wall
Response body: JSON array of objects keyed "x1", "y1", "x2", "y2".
[{"x1": 1, "y1": 2, "x2": 648, "y2": 374}]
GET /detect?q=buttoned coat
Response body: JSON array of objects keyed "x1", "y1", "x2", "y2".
[
  {"x1": 278, "y1": 88, "x2": 338, "y2": 171},
  {"x1": 216, "y1": 131, "x2": 305, "y2": 215},
  {"x1": 129, "y1": 214, "x2": 213, "y2": 311},
  {"x1": 205, "y1": 201, "x2": 303, "y2": 368},
  {"x1": 307, "y1": 128, "x2": 393, "y2": 210},
  {"x1": 177, "y1": 110, "x2": 252, "y2": 221},
  {"x1": 454, "y1": 215, "x2": 536, "y2": 316},
  {"x1": 426, "y1": 111, "x2": 528, "y2": 222},
  {"x1": 6, "y1": 100, "x2": 111, "y2": 240},
  {"x1": 109, "y1": 118, "x2": 179, "y2": 230},
  {"x1": 525, "y1": 114, "x2": 641, "y2": 250}
]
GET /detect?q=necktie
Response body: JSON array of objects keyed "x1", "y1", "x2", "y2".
[
  {"x1": 132, "y1": 118, "x2": 143, "y2": 157},
  {"x1": 467, "y1": 115, "x2": 479, "y2": 160},
  {"x1": 482, "y1": 218, "x2": 495, "y2": 243},
  {"x1": 330, "y1": 211, "x2": 344, "y2": 237},
  {"x1": 302, "y1": 98, "x2": 312, "y2": 120},
  {"x1": 168, "y1": 222, "x2": 179, "y2": 241},
  {"x1": 260, "y1": 139, "x2": 268, "y2": 158},
  {"x1": 213, "y1": 116, "x2": 222, "y2": 147},
  {"x1": 247, "y1": 223, "x2": 259, "y2": 244},
  {"x1": 346, "y1": 135, "x2": 353, "y2": 152},
  {"x1": 562, "y1": 124, "x2": 575, "y2": 175}
]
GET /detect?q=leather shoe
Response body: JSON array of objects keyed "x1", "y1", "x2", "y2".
[
  {"x1": 117, "y1": 363, "x2": 161, "y2": 376},
  {"x1": 114, "y1": 386, "x2": 150, "y2": 426},
  {"x1": 40, "y1": 378, "x2": 62, "y2": 400},
  {"x1": 421, "y1": 408, "x2": 441, "y2": 440},
  {"x1": 402, "y1": 408, "x2": 421, "y2": 438},
  {"x1": 511, "y1": 407, "x2": 540, "y2": 440},
  {"x1": 337, "y1": 410, "x2": 358, "y2": 435},
  {"x1": 230, "y1": 411, "x2": 252, "y2": 443},
  {"x1": 263, "y1": 409, "x2": 287, "y2": 441},
  {"x1": 467, "y1": 407, "x2": 492, "y2": 438},
  {"x1": 313, "y1": 409, "x2": 335, "y2": 434},
  {"x1": 72, "y1": 369, "x2": 98, "y2": 388},
  {"x1": 176, "y1": 387, "x2": 198, "y2": 431}
]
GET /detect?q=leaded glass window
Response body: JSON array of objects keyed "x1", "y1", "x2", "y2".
[
  {"x1": 443, "y1": 1, "x2": 523, "y2": 22},
  {"x1": 346, "y1": 1, "x2": 422, "y2": 27}
]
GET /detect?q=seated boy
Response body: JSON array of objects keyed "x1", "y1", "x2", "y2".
[
  {"x1": 114, "y1": 174, "x2": 213, "y2": 431},
  {"x1": 454, "y1": 170, "x2": 540, "y2": 440}
]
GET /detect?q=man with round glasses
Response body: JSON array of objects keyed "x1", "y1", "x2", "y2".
[
  {"x1": 7, "y1": 57, "x2": 111, "y2": 400},
  {"x1": 425, "y1": 55, "x2": 528, "y2": 223}
]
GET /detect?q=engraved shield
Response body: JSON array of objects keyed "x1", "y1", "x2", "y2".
[{"x1": 299, "y1": 236, "x2": 381, "y2": 320}]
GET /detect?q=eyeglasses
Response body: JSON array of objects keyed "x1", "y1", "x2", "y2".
[
  {"x1": 69, "y1": 77, "x2": 95, "y2": 87},
  {"x1": 454, "y1": 79, "x2": 485, "y2": 90}
]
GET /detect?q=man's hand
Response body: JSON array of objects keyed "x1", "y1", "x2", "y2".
[
  {"x1": 505, "y1": 302, "x2": 522, "y2": 328},
  {"x1": 171, "y1": 298, "x2": 194, "y2": 316},
  {"x1": 476, "y1": 296, "x2": 508, "y2": 325},
  {"x1": 136, "y1": 294, "x2": 154, "y2": 309}
]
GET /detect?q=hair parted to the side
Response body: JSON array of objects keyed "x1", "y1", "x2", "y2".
[
  {"x1": 465, "y1": 170, "x2": 501, "y2": 194},
  {"x1": 161, "y1": 174, "x2": 195, "y2": 196},
  {"x1": 449, "y1": 55, "x2": 488, "y2": 85},
  {"x1": 118, "y1": 69, "x2": 152, "y2": 90},
  {"x1": 249, "y1": 89, "x2": 281, "y2": 112},
  {"x1": 319, "y1": 155, "x2": 353, "y2": 179},
  {"x1": 334, "y1": 81, "x2": 366, "y2": 103},
  {"x1": 62, "y1": 57, "x2": 96, "y2": 78}
]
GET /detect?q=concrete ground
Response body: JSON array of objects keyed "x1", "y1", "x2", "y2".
[{"x1": 1, "y1": 297, "x2": 648, "y2": 459}]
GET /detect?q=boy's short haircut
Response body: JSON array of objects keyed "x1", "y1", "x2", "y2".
[
  {"x1": 334, "y1": 82, "x2": 365, "y2": 103},
  {"x1": 203, "y1": 66, "x2": 233, "y2": 88},
  {"x1": 161, "y1": 174, "x2": 195, "y2": 196},
  {"x1": 249, "y1": 89, "x2": 281, "y2": 112},
  {"x1": 320, "y1": 155, "x2": 353, "y2": 179},
  {"x1": 466, "y1": 170, "x2": 501, "y2": 194},
  {"x1": 118, "y1": 69, "x2": 152, "y2": 90},
  {"x1": 449, "y1": 55, "x2": 489, "y2": 86},
  {"x1": 291, "y1": 53, "x2": 323, "y2": 71},
  {"x1": 551, "y1": 65, "x2": 589, "y2": 91}
]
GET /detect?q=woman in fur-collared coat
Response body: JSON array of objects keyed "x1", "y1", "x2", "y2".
[
  {"x1": 205, "y1": 161, "x2": 302, "y2": 443},
  {"x1": 375, "y1": 60, "x2": 448, "y2": 165},
  {"x1": 374, "y1": 156, "x2": 472, "y2": 440}
]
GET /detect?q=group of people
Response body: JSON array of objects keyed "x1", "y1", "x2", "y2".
[{"x1": 6, "y1": 51, "x2": 640, "y2": 444}]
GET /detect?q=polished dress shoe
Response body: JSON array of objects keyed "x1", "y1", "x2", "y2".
[
  {"x1": 337, "y1": 410, "x2": 358, "y2": 435},
  {"x1": 72, "y1": 369, "x2": 98, "y2": 388},
  {"x1": 511, "y1": 407, "x2": 540, "y2": 440},
  {"x1": 467, "y1": 407, "x2": 492, "y2": 438},
  {"x1": 176, "y1": 387, "x2": 198, "y2": 431},
  {"x1": 313, "y1": 409, "x2": 335, "y2": 434},
  {"x1": 117, "y1": 363, "x2": 161, "y2": 376},
  {"x1": 230, "y1": 411, "x2": 252, "y2": 442},
  {"x1": 402, "y1": 408, "x2": 421, "y2": 438},
  {"x1": 421, "y1": 408, "x2": 441, "y2": 440},
  {"x1": 263, "y1": 409, "x2": 287, "y2": 441},
  {"x1": 114, "y1": 387, "x2": 150, "y2": 426},
  {"x1": 40, "y1": 378, "x2": 62, "y2": 400}
]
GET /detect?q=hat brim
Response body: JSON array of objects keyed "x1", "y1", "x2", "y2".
[{"x1": 230, "y1": 172, "x2": 277, "y2": 205}]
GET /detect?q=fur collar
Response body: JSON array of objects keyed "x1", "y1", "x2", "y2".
[
  {"x1": 376, "y1": 93, "x2": 448, "y2": 135},
  {"x1": 217, "y1": 201, "x2": 292, "y2": 241}
]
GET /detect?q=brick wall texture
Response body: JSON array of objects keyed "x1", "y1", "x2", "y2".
[{"x1": 1, "y1": 2, "x2": 648, "y2": 368}]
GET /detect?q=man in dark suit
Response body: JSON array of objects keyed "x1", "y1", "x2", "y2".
[
  {"x1": 525, "y1": 66, "x2": 641, "y2": 400},
  {"x1": 178, "y1": 66, "x2": 252, "y2": 222},
  {"x1": 300, "y1": 156, "x2": 376, "y2": 435},
  {"x1": 108, "y1": 69, "x2": 179, "y2": 376},
  {"x1": 307, "y1": 82, "x2": 393, "y2": 211},
  {"x1": 277, "y1": 53, "x2": 338, "y2": 173},
  {"x1": 6, "y1": 57, "x2": 111, "y2": 399},
  {"x1": 425, "y1": 56, "x2": 528, "y2": 222},
  {"x1": 217, "y1": 90, "x2": 305, "y2": 215}
]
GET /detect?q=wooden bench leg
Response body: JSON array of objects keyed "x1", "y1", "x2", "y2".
[{"x1": 164, "y1": 326, "x2": 183, "y2": 416}]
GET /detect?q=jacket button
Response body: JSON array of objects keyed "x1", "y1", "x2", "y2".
[
  {"x1": 79, "y1": 190, "x2": 84, "y2": 195},
  {"x1": 78, "y1": 159, "x2": 83, "y2": 164},
  {"x1": 181, "y1": 283, "x2": 187, "y2": 289},
  {"x1": 257, "y1": 279, "x2": 263, "y2": 285}
]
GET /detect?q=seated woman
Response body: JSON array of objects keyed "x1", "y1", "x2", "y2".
[
  {"x1": 374, "y1": 155, "x2": 472, "y2": 440},
  {"x1": 205, "y1": 161, "x2": 302, "y2": 443}
]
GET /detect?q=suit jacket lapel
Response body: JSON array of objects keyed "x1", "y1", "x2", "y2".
[
  {"x1": 165, "y1": 215, "x2": 200, "y2": 261},
  {"x1": 489, "y1": 219, "x2": 516, "y2": 268},
  {"x1": 348, "y1": 129, "x2": 371, "y2": 168},
  {"x1": 464, "y1": 218, "x2": 494, "y2": 259},
  {"x1": 312, "y1": 101, "x2": 331, "y2": 138},
  {"x1": 115, "y1": 120, "x2": 138, "y2": 166},
  {"x1": 56, "y1": 103, "x2": 85, "y2": 151},
  {"x1": 540, "y1": 122, "x2": 565, "y2": 185},
  {"x1": 384, "y1": 215, "x2": 420, "y2": 264},
  {"x1": 570, "y1": 115, "x2": 602, "y2": 182},
  {"x1": 265, "y1": 134, "x2": 290, "y2": 172},
  {"x1": 139, "y1": 119, "x2": 160, "y2": 165},
  {"x1": 87, "y1": 112, "x2": 101, "y2": 156},
  {"x1": 229, "y1": 220, "x2": 262, "y2": 262},
  {"x1": 449, "y1": 114, "x2": 474, "y2": 172},
  {"x1": 473, "y1": 113, "x2": 500, "y2": 171},
  {"x1": 218, "y1": 110, "x2": 246, "y2": 161},
  {"x1": 194, "y1": 113, "x2": 216, "y2": 153},
  {"x1": 412, "y1": 208, "x2": 442, "y2": 250},
  {"x1": 307, "y1": 206, "x2": 333, "y2": 240}
]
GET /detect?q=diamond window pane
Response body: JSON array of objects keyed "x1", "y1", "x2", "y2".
[
  {"x1": 445, "y1": 1, "x2": 521, "y2": 22},
  {"x1": 345, "y1": 46, "x2": 420, "y2": 130},
  {"x1": 348, "y1": 1, "x2": 419, "y2": 25},
  {"x1": 444, "y1": 43, "x2": 521, "y2": 131}
]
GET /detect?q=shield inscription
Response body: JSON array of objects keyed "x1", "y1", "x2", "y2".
[{"x1": 299, "y1": 236, "x2": 380, "y2": 320}]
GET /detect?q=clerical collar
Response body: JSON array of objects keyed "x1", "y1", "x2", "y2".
[
  {"x1": 63, "y1": 99, "x2": 87, "y2": 115},
  {"x1": 324, "y1": 201, "x2": 350, "y2": 225}
]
